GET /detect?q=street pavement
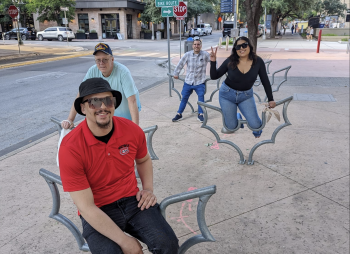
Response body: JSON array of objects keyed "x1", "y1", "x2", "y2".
[{"x1": 0, "y1": 31, "x2": 349, "y2": 253}]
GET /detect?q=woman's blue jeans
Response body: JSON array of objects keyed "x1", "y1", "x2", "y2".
[
  {"x1": 81, "y1": 196, "x2": 179, "y2": 254},
  {"x1": 178, "y1": 82, "x2": 205, "y2": 114},
  {"x1": 219, "y1": 82, "x2": 262, "y2": 137}
]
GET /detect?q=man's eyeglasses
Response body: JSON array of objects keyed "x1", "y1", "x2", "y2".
[
  {"x1": 82, "y1": 96, "x2": 116, "y2": 109},
  {"x1": 95, "y1": 58, "x2": 110, "y2": 64},
  {"x1": 235, "y1": 42, "x2": 249, "y2": 50}
]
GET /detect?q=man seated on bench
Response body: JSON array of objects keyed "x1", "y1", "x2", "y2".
[{"x1": 59, "y1": 78, "x2": 179, "y2": 254}]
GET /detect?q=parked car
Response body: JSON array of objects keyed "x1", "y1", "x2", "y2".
[
  {"x1": 36, "y1": 27, "x2": 75, "y2": 41},
  {"x1": 223, "y1": 21, "x2": 235, "y2": 37},
  {"x1": 3, "y1": 27, "x2": 36, "y2": 40},
  {"x1": 196, "y1": 23, "x2": 212, "y2": 35}
]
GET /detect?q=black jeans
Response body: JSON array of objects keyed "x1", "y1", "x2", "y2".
[{"x1": 81, "y1": 196, "x2": 179, "y2": 254}]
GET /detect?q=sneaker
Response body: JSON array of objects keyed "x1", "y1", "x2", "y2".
[
  {"x1": 172, "y1": 113, "x2": 183, "y2": 122},
  {"x1": 197, "y1": 114, "x2": 204, "y2": 123},
  {"x1": 237, "y1": 113, "x2": 244, "y2": 128}
]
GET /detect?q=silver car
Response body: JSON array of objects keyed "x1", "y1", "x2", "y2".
[{"x1": 37, "y1": 27, "x2": 75, "y2": 42}]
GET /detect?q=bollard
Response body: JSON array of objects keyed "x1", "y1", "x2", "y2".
[
  {"x1": 316, "y1": 29, "x2": 322, "y2": 53},
  {"x1": 225, "y1": 36, "x2": 229, "y2": 51},
  {"x1": 219, "y1": 37, "x2": 222, "y2": 48}
]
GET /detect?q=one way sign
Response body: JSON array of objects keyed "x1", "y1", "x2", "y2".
[{"x1": 161, "y1": 7, "x2": 173, "y2": 17}]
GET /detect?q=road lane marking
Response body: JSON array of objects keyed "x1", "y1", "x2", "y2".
[{"x1": 16, "y1": 72, "x2": 68, "y2": 83}]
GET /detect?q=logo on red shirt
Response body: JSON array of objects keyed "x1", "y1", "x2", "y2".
[{"x1": 118, "y1": 144, "x2": 130, "y2": 155}]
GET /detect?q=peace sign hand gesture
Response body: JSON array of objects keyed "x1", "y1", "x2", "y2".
[{"x1": 210, "y1": 46, "x2": 218, "y2": 62}]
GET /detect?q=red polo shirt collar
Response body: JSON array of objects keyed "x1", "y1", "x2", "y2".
[{"x1": 81, "y1": 117, "x2": 123, "y2": 146}]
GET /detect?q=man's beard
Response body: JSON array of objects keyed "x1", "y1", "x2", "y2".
[{"x1": 95, "y1": 110, "x2": 111, "y2": 129}]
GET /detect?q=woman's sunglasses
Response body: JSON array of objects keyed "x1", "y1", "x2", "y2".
[
  {"x1": 82, "y1": 96, "x2": 116, "y2": 109},
  {"x1": 235, "y1": 42, "x2": 249, "y2": 50}
]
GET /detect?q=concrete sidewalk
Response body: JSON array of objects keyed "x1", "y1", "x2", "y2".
[{"x1": 0, "y1": 37, "x2": 349, "y2": 253}]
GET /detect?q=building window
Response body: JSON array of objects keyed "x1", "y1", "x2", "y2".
[{"x1": 78, "y1": 14, "x2": 89, "y2": 33}]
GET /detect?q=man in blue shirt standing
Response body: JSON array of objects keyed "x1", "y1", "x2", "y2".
[
  {"x1": 62, "y1": 43, "x2": 141, "y2": 129},
  {"x1": 172, "y1": 37, "x2": 210, "y2": 123}
]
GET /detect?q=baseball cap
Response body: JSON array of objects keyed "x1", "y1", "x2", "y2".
[{"x1": 93, "y1": 43, "x2": 113, "y2": 56}]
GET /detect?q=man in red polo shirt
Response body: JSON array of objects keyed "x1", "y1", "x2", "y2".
[{"x1": 59, "y1": 78, "x2": 178, "y2": 254}]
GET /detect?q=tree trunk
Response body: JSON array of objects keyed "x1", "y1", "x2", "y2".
[
  {"x1": 270, "y1": 11, "x2": 277, "y2": 38},
  {"x1": 244, "y1": 0, "x2": 263, "y2": 52}
]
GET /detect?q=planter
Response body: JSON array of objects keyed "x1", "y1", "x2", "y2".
[
  {"x1": 144, "y1": 32, "x2": 152, "y2": 39},
  {"x1": 89, "y1": 33, "x2": 98, "y2": 39},
  {"x1": 76, "y1": 33, "x2": 86, "y2": 39}
]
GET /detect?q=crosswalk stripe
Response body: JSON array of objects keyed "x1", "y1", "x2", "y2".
[{"x1": 139, "y1": 53, "x2": 160, "y2": 57}]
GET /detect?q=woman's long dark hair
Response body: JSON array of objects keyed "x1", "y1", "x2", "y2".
[{"x1": 228, "y1": 36, "x2": 257, "y2": 70}]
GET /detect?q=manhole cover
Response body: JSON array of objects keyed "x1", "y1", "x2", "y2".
[{"x1": 293, "y1": 93, "x2": 336, "y2": 102}]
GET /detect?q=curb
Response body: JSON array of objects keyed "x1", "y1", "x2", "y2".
[{"x1": 0, "y1": 51, "x2": 93, "y2": 70}]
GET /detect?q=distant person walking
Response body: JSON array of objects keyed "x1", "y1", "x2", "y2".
[
  {"x1": 309, "y1": 26, "x2": 314, "y2": 41},
  {"x1": 291, "y1": 24, "x2": 295, "y2": 34},
  {"x1": 306, "y1": 26, "x2": 311, "y2": 41}
]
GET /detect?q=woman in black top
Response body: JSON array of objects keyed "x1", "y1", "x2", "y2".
[{"x1": 210, "y1": 36, "x2": 276, "y2": 138}]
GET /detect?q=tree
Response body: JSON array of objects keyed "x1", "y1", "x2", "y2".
[
  {"x1": 0, "y1": 0, "x2": 31, "y2": 28},
  {"x1": 140, "y1": 0, "x2": 215, "y2": 34},
  {"x1": 26, "y1": 0, "x2": 75, "y2": 25},
  {"x1": 262, "y1": 0, "x2": 318, "y2": 38},
  {"x1": 243, "y1": 0, "x2": 263, "y2": 51},
  {"x1": 315, "y1": 0, "x2": 347, "y2": 17}
]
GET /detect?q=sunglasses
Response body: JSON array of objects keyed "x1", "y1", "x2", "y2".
[
  {"x1": 82, "y1": 96, "x2": 116, "y2": 109},
  {"x1": 235, "y1": 42, "x2": 249, "y2": 50}
]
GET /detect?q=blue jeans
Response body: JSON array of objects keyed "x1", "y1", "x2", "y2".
[
  {"x1": 219, "y1": 82, "x2": 262, "y2": 137},
  {"x1": 81, "y1": 196, "x2": 179, "y2": 254},
  {"x1": 178, "y1": 82, "x2": 205, "y2": 114}
]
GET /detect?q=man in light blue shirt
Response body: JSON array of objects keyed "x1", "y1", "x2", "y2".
[{"x1": 62, "y1": 43, "x2": 141, "y2": 129}]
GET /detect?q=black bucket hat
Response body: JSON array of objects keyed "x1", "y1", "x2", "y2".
[{"x1": 74, "y1": 78, "x2": 122, "y2": 116}]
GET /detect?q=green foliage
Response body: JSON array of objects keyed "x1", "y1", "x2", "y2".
[
  {"x1": 77, "y1": 29, "x2": 85, "y2": 33},
  {"x1": 341, "y1": 38, "x2": 349, "y2": 41},
  {"x1": 26, "y1": 0, "x2": 76, "y2": 24},
  {"x1": 140, "y1": 0, "x2": 215, "y2": 25},
  {"x1": 0, "y1": 0, "x2": 30, "y2": 24},
  {"x1": 322, "y1": 33, "x2": 337, "y2": 36},
  {"x1": 143, "y1": 29, "x2": 152, "y2": 33},
  {"x1": 314, "y1": 0, "x2": 347, "y2": 17},
  {"x1": 262, "y1": 0, "x2": 318, "y2": 20},
  {"x1": 90, "y1": 30, "x2": 97, "y2": 33},
  {"x1": 221, "y1": 38, "x2": 234, "y2": 45}
]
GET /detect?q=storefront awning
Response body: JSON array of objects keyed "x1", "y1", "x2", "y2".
[{"x1": 75, "y1": 0, "x2": 145, "y2": 11}]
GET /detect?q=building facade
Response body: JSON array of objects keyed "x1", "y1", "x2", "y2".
[{"x1": 32, "y1": 0, "x2": 145, "y2": 39}]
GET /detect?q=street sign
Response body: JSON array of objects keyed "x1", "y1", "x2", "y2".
[
  {"x1": 62, "y1": 18, "x2": 68, "y2": 24},
  {"x1": 8, "y1": 5, "x2": 18, "y2": 19},
  {"x1": 220, "y1": 0, "x2": 234, "y2": 13},
  {"x1": 176, "y1": 17, "x2": 184, "y2": 20},
  {"x1": 60, "y1": 7, "x2": 69, "y2": 11},
  {"x1": 161, "y1": 7, "x2": 173, "y2": 17},
  {"x1": 156, "y1": 0, "x2": 179, "y2": 7},
  {"x1": 173, "y1": 1, "x2": 187, "y2": 17}
]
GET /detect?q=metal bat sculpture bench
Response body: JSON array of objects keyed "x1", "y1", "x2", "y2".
[
  {"x1": 198, "y1": 96, "x2": 293, "y2": 165},
  {"x1": 39, "y1": 118, "x2": 217, "y2": 253}
]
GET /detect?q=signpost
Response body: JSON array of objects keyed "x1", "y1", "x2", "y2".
[
  {"x1": 8, "y1": 5, "x2": 21, "y2": 53},
  {"x1": 174, "y1": 1, "x2": 187, "y2": 58},
  {"x1": 60, "y1": 6, "x2": 69, "y2": 47}
]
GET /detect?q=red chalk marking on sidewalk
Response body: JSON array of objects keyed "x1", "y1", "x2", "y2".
[
  {"x1": 210, "y1": 141, "x2": 220, "y2": 149},
  {"x1": 170, "y1": 187, "x2": 198, "y2": 235}
]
